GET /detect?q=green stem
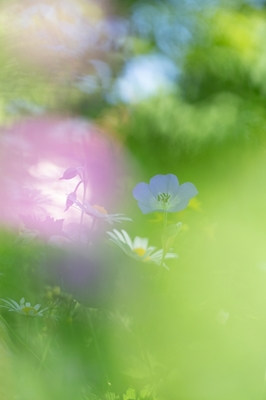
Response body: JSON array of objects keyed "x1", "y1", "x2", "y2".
[
  {"x1": 160, "y1": 213, "x2": 168, "y2": 267},
  {"x1": 150, "y1": 213, "x2": 168, "y2": 315}
]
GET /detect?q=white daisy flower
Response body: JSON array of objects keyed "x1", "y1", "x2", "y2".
[
  {"x1": 0, "y1": 298, "x2": 48, "y2": 317},
  {"x1": 107, "y1": 229, "x2": 178, "y2": 270}
]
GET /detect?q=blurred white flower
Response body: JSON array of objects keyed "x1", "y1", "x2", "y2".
[
  {"x1": 73, "y1": 198, "x2": 132, "y2": 225},
  {"x1": 0, "y1": 298, "x2": 48, "y2": 317}
]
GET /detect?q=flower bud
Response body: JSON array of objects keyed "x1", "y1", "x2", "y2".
[
  {"x1": 59, "y1": 167, "x2": 78, "y2": 180},
  {"x1": 64, "y1": 192, "x2": 77, "y2": 212}
]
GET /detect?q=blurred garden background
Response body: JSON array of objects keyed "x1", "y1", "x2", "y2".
[{"x1": 0, "y1": 0, "x2": 266, "y2": 399}]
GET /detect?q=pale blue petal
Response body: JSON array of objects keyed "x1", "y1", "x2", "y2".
[
  {"x1": 136, "y1": 202, "x2": 155, "y2": 214},
  {"x1": 167, "y1": 183, "x2": 198, "y2": 212},
  {"x1": 177, "y1": 182, "x2": 198, "y2": 201},
  {"x1": 149, "y1": 174, "x2": 179, "y2": 197},
  {"x1": 132, "y1": 182, "x2": 153, "y2": 204},
  {"x1": 167, "y1": 198, "x2": 190, "y2": 212}
]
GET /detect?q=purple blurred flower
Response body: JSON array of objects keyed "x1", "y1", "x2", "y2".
[
  {"x1": 74, "y1": 198, "x2": 132, "y2": 225},
  {"x1": 132, "y1": 174, "x2": 198, "y2": 214}
]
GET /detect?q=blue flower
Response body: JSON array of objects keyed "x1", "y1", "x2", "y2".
[{"x1": 132, "y1": 174, "x2": 198, "y2": 214}]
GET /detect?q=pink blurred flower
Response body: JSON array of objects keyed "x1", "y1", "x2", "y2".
[{"x1": 0, "y1": 116, "x2": 129, "y2": 236}]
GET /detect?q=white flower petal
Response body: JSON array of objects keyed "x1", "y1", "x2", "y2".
[
  {"x1": 133, "y1": 236, "x2": 148, "y2": 250},
  {"x1": 106, "y1": 230, "x2": 119, "y2": 241},
  {"x1": 144, "y1": 246, "x2": 157, "y2": 257},
  {"x1": 113, "y1": 229, "x2": 127, "y2": 244},
  {"x1": 8, "y1": 299, "x2": 21, "y2": 310},
  {"x1": 121, "y1": 230, "x2": 133, "y2": 249}
]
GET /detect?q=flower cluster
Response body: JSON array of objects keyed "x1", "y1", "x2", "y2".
[
  {"x1": 107, "y1": 173, "x2": 198, "y2": 270},
  {"x1": 58, "y1": 171, "x2": 197, "y2": 268}
]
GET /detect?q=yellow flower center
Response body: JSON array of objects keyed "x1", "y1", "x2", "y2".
[
  {"x1": 92, "y1": 204, "x2": 108, "y2": 214},
  {"x1": 22, "y1": 307, "x2": 37, "y2": 315},
  {"x1": 133, "y1": 247, "x2": 146, "y2": 257}
]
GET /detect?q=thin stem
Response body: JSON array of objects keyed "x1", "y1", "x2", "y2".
[
  {"x1": 78, "y1": 180, "x2": 87, "y2": 242},
  {"x1": 150, "y1": 213, "x2": 168, "y2": 316},
  {"x1": 88, "y1": 217, "x2": 97, "y2": 246},
  {"x1": 160, "y1": 212, "x2": 168, "y2": 267},
  {"x1": 74, "y1": 180, "x2": 83, "y2": 194}
]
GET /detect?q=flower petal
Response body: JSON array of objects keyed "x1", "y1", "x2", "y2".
[
  {"x1": 113, "y1": 229, "x2": 127, "y2": 244},
  {"x1": 121, "y1": 230, "x2": 133, "y2": 249},
  {"x1": 132, "y1": 182, "x2": 153, "y2": 205},
  {"x1": 133, "y1": 236, "x2": 148, "y2": 250},
  {"x1": 167, "y1": 198, "x2": 190, "y2": 212},
  {"x1": 168, "y1": 182, "x2": 198, "y2": 212},
  {"x1": 177, "y1": 182, "x2": 198, "y2": 201},
  {"x1": 136, "y1": 202, "x2": 156, "y2": 214},
  {"x1": 166, "y1": 182, "x2": 198, "y2": 212},
  {"x1": 6, "y1": 298, "x2": 20, "y2": 309},
  {"x1": 144, "y1": 246, "x2": 157, "y2": 257},
  {"x1": 149, "y1": 174, "x2": 179, "y2": 198}
]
